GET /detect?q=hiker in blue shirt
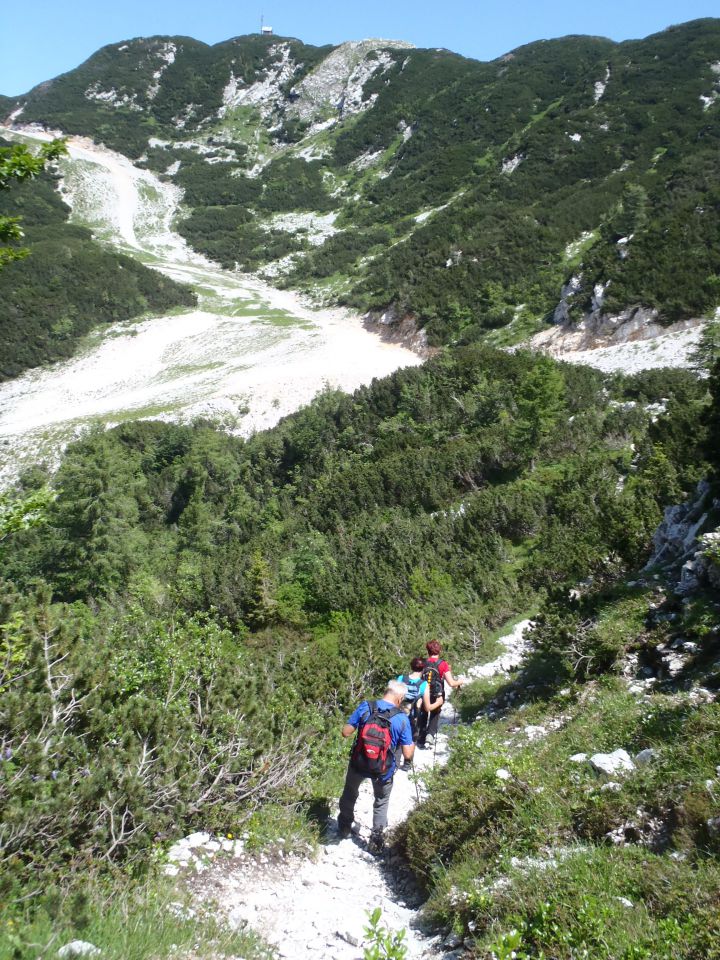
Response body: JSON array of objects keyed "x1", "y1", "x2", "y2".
[{"x1": 337, "y1": 680, "x2": 414, "y2": 852}]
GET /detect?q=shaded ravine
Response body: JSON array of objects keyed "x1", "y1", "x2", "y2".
[
  {"x1": 0, "y1": 126, "x2": 421, "y2": 487},
  {"x1": 170, "y1": 623, "x2": 533, "y2": 960}
]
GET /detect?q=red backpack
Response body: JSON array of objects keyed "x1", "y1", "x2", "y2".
[{"x1": 351, "y1": 701, "x2": 401, "y2": 778}]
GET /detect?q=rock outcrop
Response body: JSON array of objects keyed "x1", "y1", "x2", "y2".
[{"x1": 644, "y1": 481, "x2": 720, "y2": 594}]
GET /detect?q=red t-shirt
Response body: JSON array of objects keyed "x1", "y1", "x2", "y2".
[{"x1": 426, "y1": 656, "x2": 450, "y2": 678}]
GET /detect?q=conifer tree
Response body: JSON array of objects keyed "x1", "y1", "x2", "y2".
[
  {"x1": 245, "y1": 550, "x2": 276, "y2": 629},
  {"x1": 49, "y1": 433, "x2": 149, "y2": 597},
  {"x1": 513, "y1": 358, "x2": 566, "y2": 467}
]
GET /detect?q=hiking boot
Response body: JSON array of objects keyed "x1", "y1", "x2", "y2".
[
  {"x1": 337, "y1": 818, "x2": 352, "y2": 839},
  {"x1": 368, "y1": 829, "x2": 385, "y2": 854},
  {"x1": 426, "y1": 734, "x2": 436, "y2": 748}
]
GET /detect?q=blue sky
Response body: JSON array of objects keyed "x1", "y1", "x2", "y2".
[{"x1": 2, "y1": 0, "x2": 718, "y2": 95}]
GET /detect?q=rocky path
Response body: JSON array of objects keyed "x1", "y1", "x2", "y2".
[{"x1": 170, "y1": 623, "x2": 531, "y2": 960}]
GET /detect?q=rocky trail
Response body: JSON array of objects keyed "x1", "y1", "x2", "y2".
[
  {"x1": 0, "y1": 125, "x2": 420, "y2": 488},
  {"x1": 163, "y1": 623, "x2": 532, "y2": 960}
]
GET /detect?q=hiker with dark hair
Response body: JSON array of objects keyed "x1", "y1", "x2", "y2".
[
  {"x1": 396, "y1": 656, "x2": 431, "y2": 745},
  {"x1": 337, "y1": 680, "x2": 414, "y2": 852},
  {"x1": 417, "y1": 640, "x2": 463, "y2": 749}
]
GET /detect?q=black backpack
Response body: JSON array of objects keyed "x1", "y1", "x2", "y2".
[
  {"x1": 421, "y1": 659, "x2": 445, "y2": 702},
  {"x1": 351, "y1": 702, "x2": 401, "y2": 778},
  {"x1": 399, "y1": 674, "x2": 422, "y2": 703}
]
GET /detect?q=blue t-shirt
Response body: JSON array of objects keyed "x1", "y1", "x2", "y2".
[{"x1": 347, "y1": 699, "x2": 412, "y2": 781}]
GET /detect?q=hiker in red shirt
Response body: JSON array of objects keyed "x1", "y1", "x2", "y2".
[{"x1": 417, "y1": 640, "x2": 463, "y2": 748}]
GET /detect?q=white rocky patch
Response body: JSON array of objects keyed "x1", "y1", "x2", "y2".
[
  {"x1": 7, "y1": 105, "x2": 24, "y2": 123},
  {"x1": 590, "y1": 749, "x2": 635, "y2": 777},
  {"x1": 564, "y1": 230, "x2": 594, "y2": 260},
  {"x1": 398, "y1": 119, "x2": 414, "y2": 142},
  {"x1": 501, "y1": 153, "x2": 524, "y2": 174},
  {"x1": 538, "y1": 323, "x2": 706, "y2": 374},
  {"x1": 172, "y1": 621, "x2": 529, "y2": 960},
  {"x1": 591, "y1": 282, "x2": 607, "y2": 312},
  {"x1": 84, "y1": 83, "x2": 142, "y2": 112},
  {"x1": 533, "y1": 291, "x2": 708, "y2": 374},
  {"x1": 219, "y1": 43, "x2": 297, "y2": 121},
  {"x1": 617, "y1": 234, "x2": 633, "y2": 259},
  {"x1": 568, "y1": 132, "x2": 582, "y2": 142},
  {"x1": 289, "y1": 40, "x2": 413, "y2": 128},
  {"x1": 701, "y1": 61, "x2": 720, "y2": 110},
  {"x1": 147, "y1": 42, "x2": 177, "y2": 100},
  {"x1": 57, "y1": 944, "x2": 100, "y2": 959},
  {"x1": 467, "y1": 620, "x2": 533, "y2": 681},
  {"x1": 295, "y1": 142, "x2": 331, "y2": 162},
  {"x1": 594, "y1": 66, "x2": 611, "y2": 103},
  {"x1": 258, "y1": 253, "x2": 300, "y2": 280},
  {"x1": 414, "y1": 201, "x2": 449, "y2": 224},
  {"x1": 266, "y1": 211, "x2": 338, "y2": 246},
  {"x1": 350, "y1": 148, "x2": 385, "y2": 170},
  {"x1": 173, "y1": 104, "x2": 197, "y2": 129},
  {"x1": 164, "y1": 159, "x2": 181, "y2": 175}
]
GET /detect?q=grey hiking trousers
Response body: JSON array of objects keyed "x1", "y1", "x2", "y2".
[{"x1": 338, "y1": 765, "x2": 394, "y2": 833}]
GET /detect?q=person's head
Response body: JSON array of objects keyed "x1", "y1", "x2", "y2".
[
  {"x1": 410, "y1": 656, "x2": 425, "y2": 672},
  {"x1": 426, "y1": 640, "x2": 441, "y2": 657},
  {"x1": 385, "y1": 679, "x2": 408, "y2": 706}
]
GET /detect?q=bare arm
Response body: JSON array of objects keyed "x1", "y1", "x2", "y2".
[
  {"x1": 402, "y1": 743, "x2": 415, "y2": 760},
  {"x1": 444, "y1": 670, "x2": 463, "y2": 689},
  {"x1": 423, "y1": 686, "x2": 443, "y2": 712},
  {"x1": 341, "y1": 723, "x2": 356, "y2": 738}
]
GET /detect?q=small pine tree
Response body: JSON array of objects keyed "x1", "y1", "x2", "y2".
[
  {"x1": 513, "y1": 358, "x2": 566, "y2": 467},
  {"x1": 244, "y1": 550, "x2": 276, "y2": 629}
]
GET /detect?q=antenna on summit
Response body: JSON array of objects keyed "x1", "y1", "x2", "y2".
[{"x1": 260, "y1": 12, "x2": 273, "y2": 36}]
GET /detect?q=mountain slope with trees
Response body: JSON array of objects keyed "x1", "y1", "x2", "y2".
[
  {"x1": 1, "y1": 341, "x2": 716, "y2": 955},
  {"x1": 4, "y1": 19, "x2": 720, "y2": 348},
  {"x1": 1, "y1": 18, "x2": 719, "y2": 959}
]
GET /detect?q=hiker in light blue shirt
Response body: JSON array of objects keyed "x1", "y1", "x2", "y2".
[{"x1": 395, "y1": 656, "x2": 431, "y2": 745}]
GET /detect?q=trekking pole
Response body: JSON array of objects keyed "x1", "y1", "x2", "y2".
[{"x1": 412, "y1": 759, "x2": 420, "y2": 804}]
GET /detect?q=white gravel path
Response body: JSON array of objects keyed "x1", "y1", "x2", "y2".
[{"x1": 179, "y1": 623, "x2": 532, "y2": 960}]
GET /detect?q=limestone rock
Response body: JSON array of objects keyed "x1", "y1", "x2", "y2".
[
  {"x1": 590, "y1": 749, "x2": 635, "y2": 777},
  {"x1": 57, "y1": 943, "x2": 101, "y2": 959},
  {"x1": 185, "y1": 831, "x2": 211, "y2": 848},
  {"x1": 635, "y1": 748, "x2": 657, "y2": 766}
]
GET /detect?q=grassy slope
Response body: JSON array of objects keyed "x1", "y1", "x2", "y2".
[{"x1": 399, "y1": 579, "x2": 720, "y2": 959}]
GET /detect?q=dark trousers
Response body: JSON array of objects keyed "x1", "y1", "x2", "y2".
[
  {"x1": 417, "y1": 703, "x2": 443, "y2": 744},
  {"x1": 338, "y1": 764, "x2": 394, "y2": 833}
]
